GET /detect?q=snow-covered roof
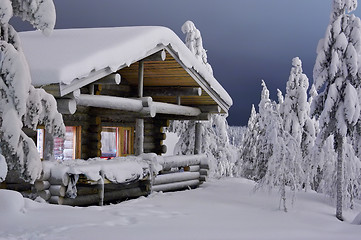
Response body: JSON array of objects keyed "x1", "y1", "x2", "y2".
[{"x1": 19, "y1": 26, "x2": 232, "y2": 108}]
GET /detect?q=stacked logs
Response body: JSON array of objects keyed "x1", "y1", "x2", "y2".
[
  {"x1": 35, "y1": 170, "x2": 151, "y2": 206},
  {"x1": 152, "y1": 154, "x2": 209, "y2": 192},
  {"x1": 34, "y1": 170, "x2": 70, "y2": 203}
]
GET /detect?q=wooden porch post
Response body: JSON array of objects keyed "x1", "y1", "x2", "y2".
[
  {"x1": 194, "y1": 122, "x2": 202, "y2": 154},
  {"x1": 135, "y1": 61, "x2": 144, "y2": 155}
]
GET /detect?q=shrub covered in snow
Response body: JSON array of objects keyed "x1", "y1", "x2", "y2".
[{"x1": 168, "y1": 115, "x2": 237, "y2": 178}]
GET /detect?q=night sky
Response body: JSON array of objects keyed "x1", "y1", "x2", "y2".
[{"x1": 10, "y1": 0, "x2": 361, "y2": 126}]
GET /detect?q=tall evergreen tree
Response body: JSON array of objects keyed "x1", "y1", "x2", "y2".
[
  {"x1": 0, "y1": 0, "x2": 64, "y2": 183},
  {"x1": 171, "y1": 115, "x2": 236, "y2": 177},
  {"x1": 312, "y1": 0, "x2": 361, "y2": 220},
  {"x1": 239, "y1": 105, "x2": 260, "y2": 179},
  {"x1": 256, "y1": 80, "x2": 303, "y2": 212}
]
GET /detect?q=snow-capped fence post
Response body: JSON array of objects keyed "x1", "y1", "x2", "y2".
[{"x1": 194, "y1": 122, "x2": 202, "y2": 154}]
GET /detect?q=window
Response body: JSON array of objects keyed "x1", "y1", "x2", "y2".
[
  {"x1": 36, "y1": 126, "x2": 81, "y2": 160},
  {"x1": 101, "y1": 127, "x2": 134, "y2": 158}
]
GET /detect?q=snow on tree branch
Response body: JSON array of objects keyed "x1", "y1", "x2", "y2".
[
  {"x1": 11, "y1": 0, "x2": 56, "y2": 36},
  {"x1": 312, "y1": 0, "x2": 361, "y2": 220},
  {"x1": 181, "y1": 20, "x2": 213, "y2": 74},
  {"x1": 0, "y1": 0, "x2": 64, "y2": 183}
]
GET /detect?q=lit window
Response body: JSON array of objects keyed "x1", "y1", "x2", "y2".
[
  {"x1": 101, "y1": 127, "x2": 118, "y2": 159},
  {"x1": 101, "y1": 127, "x2": 134, "y2": 158},
  {"x1": 36, "y1": 126, "x2": 81, "y2": 160}
]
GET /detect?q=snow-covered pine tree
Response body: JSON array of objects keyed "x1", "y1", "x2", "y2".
[
  {"x1": 253, "y1": 80, "x2": 273, "y2": 180},
  {"x1": 171, "y1": 115, "x2": 236, "y2": 177},
  {"x1": 0, "y1": 0, "x2": 64, "y2": 183},
  {"x1": 181, "y1": 20, "x2": 213, "y2": 73},
  {"x1": 238, "y1": 104, "x2": 260, "y2": 179},
  {"x1": 281, "y1": 57, "x2": 317, "y2": 190},
  {"x1": 312, "y1": 0, "x2": 361, "y2": 220},
  {"x1": 256, "y1": 80, "x2": 303, "y2": 212}
]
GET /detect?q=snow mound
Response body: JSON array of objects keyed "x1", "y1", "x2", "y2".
[
  {"x1": 352, "y1": 212, "x2": 361, "y2": 225},
  {"x1": 0, "y1": 189, "x2": 25, "y2": 214}
]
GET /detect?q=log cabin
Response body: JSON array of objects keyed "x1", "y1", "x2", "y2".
[{"x1": 1, "y1": 26, "x2": 232, "y2": 206}]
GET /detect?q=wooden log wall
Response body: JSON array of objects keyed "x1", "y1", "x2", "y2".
[
  {"x1": 62, "y1": 106, "x2": 92, "y2": 159},
  {"x1": 0, "y1": 170, "x2": 33, "y2": 196},
  {"x1": 144, "y1": 118, "x2": 168, "y2": 155},
  {"x1": 36, "y1": 171, "x2": 151, "y2": 206}
]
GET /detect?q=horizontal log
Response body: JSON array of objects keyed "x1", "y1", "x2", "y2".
[
  {"x1": 34, "y1": 180, "x2": 50, "y2": 191},
  {"x1": 200, "y1": 169, "x2": 208, "y2": 176},
  {"x1": 152, "y1": 180, "x2": 200, "y2": 192},
  {"x1": 56, "y1": 98, "x2": 77, "y2": 115},
  {"x1": 156, "y1": 113, "x2": 211, "y2": 121},
  {"x1": 160, "y1": 155, "x2": 206, "y2": 169},
  {"x1": 49, "y1": 185, "x2": 66, "y2": 197},
  {"x1": 76, "y1": 184, "x2": 100, "y2": 196},
  {"x1": 198, "y1": 105, "x2": 221, "y2": 113},
  {"x1": 77, "y1": 94, "x2": 156, "y2": 117},
  {"x1": 103, "y1": 187, "x2": 149, "y2": 203},
  {"x1": 96, "y1": 73, "x2": 121, "y2": 85},
  {"x1": 153, "y1": 102, "x2": 201, "y2": 116},
  {"x1": 2, "y1": 183, "x2": 32, "y2": 192},
  {"x1": 54, "y1": 194, "x2": 100, "y2": 206},
  {"x1": 186, "y1": 165, "x2": 200, "y2": 172},
  {"x1": 50, "y1": 186, "x2": 149, "y2": 206},
  {"x1": 144, "y1": 134, "x2": 166, "y2": 142},
  {"x1": 200, "y1": 164, "x2": 210, "y2": 170},
  {"x1": 38, "y1": 190, "x2": 51, "y2": 201},
  {"x1": 144, "y1": 145, "x2": 167, "y2": 155},
  {"x1": 199, "y1": 176, "x2": 207, "y2": 182},
  {"x1": 143, "y1": 49, "x2": 166, "y2": 61},
  {"x1": 154, "y1": 172, "x2": 200, "y2": 185},
  {"x1": 143, "y1": 87, "x2": 202, "y2": 97},
  {"x1": 49, "y1": 174, "x2": 70, "y2": 186}
]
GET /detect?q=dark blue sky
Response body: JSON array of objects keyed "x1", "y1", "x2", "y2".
[{"x1": 11, "y1": 0, "x2": 361, "y2": 126}]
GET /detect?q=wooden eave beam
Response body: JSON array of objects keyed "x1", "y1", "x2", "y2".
[
  {"x1": 164, "y1": 46, "x2": 230, "y2": 114},
  {"x1": 143, "y1": 87, "x2": 202, "y2": 97},
  {"x1": 76, "y1": 94, "x2": 202, "y2": 117},
  {"x1": 95, "y1": 73, "x2": 121, "y2": 85},
  {"x1": 143, "y1": 49, "x2": 166, "y2": 62}
]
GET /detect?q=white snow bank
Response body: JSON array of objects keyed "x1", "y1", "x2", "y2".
[
  {"x1": 0, "y1": 189, "x2": 25, "y2": 214},
  {"x1": 44, "y1": 157, "x2": 152, "y2": 184},
  {"x1": 0, "y1": 178, "x2": 360, "y2": 240},
  {"x1": 19, "y1": 26, "x2": 232, "y2": 106}
]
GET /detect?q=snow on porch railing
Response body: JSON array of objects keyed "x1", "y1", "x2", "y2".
[
  {"x1": 34, "y1": 156, "x2": 153, "y2": 206},
  {"x1": 34, "y1": 154, "x2": 209, "y2": 206},
  {"x1": 151, "y1": 154, "x2": 209, "y2": 192}
]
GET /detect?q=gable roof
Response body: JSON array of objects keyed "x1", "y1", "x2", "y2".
[{"x1": 19, "y1": 26, "x2": 232, "y2": 112}]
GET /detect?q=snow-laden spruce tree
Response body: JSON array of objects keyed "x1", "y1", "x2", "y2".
[
  {"x1": 181, "y1": 20, "x2": 213, "y2": 73},
  {"x1": 0, "y1": 0, "x2": 65, "y2": 183},
  {"x1": 238, "y1": 104, "x2": 260, "y2": 179},
  {"x1": 252, "y1": 80, "x2": 274, "y2": 180},
  {"x1": 171, "y1": 115, "x2": 237, "y2": 177},
  {"x1": 256, "y1": 80, "x2": 303, "y2": 212},
  {"x1": 281, "y1": 57, "x2": 317, "y2": 191},
  {"x1": 312, "y1": 0, "x2": 361, "y2": 220}
]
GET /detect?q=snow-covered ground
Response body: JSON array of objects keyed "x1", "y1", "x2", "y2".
[{"x1": 1, "y1": 178, "x2": 360, "y2": 240}]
